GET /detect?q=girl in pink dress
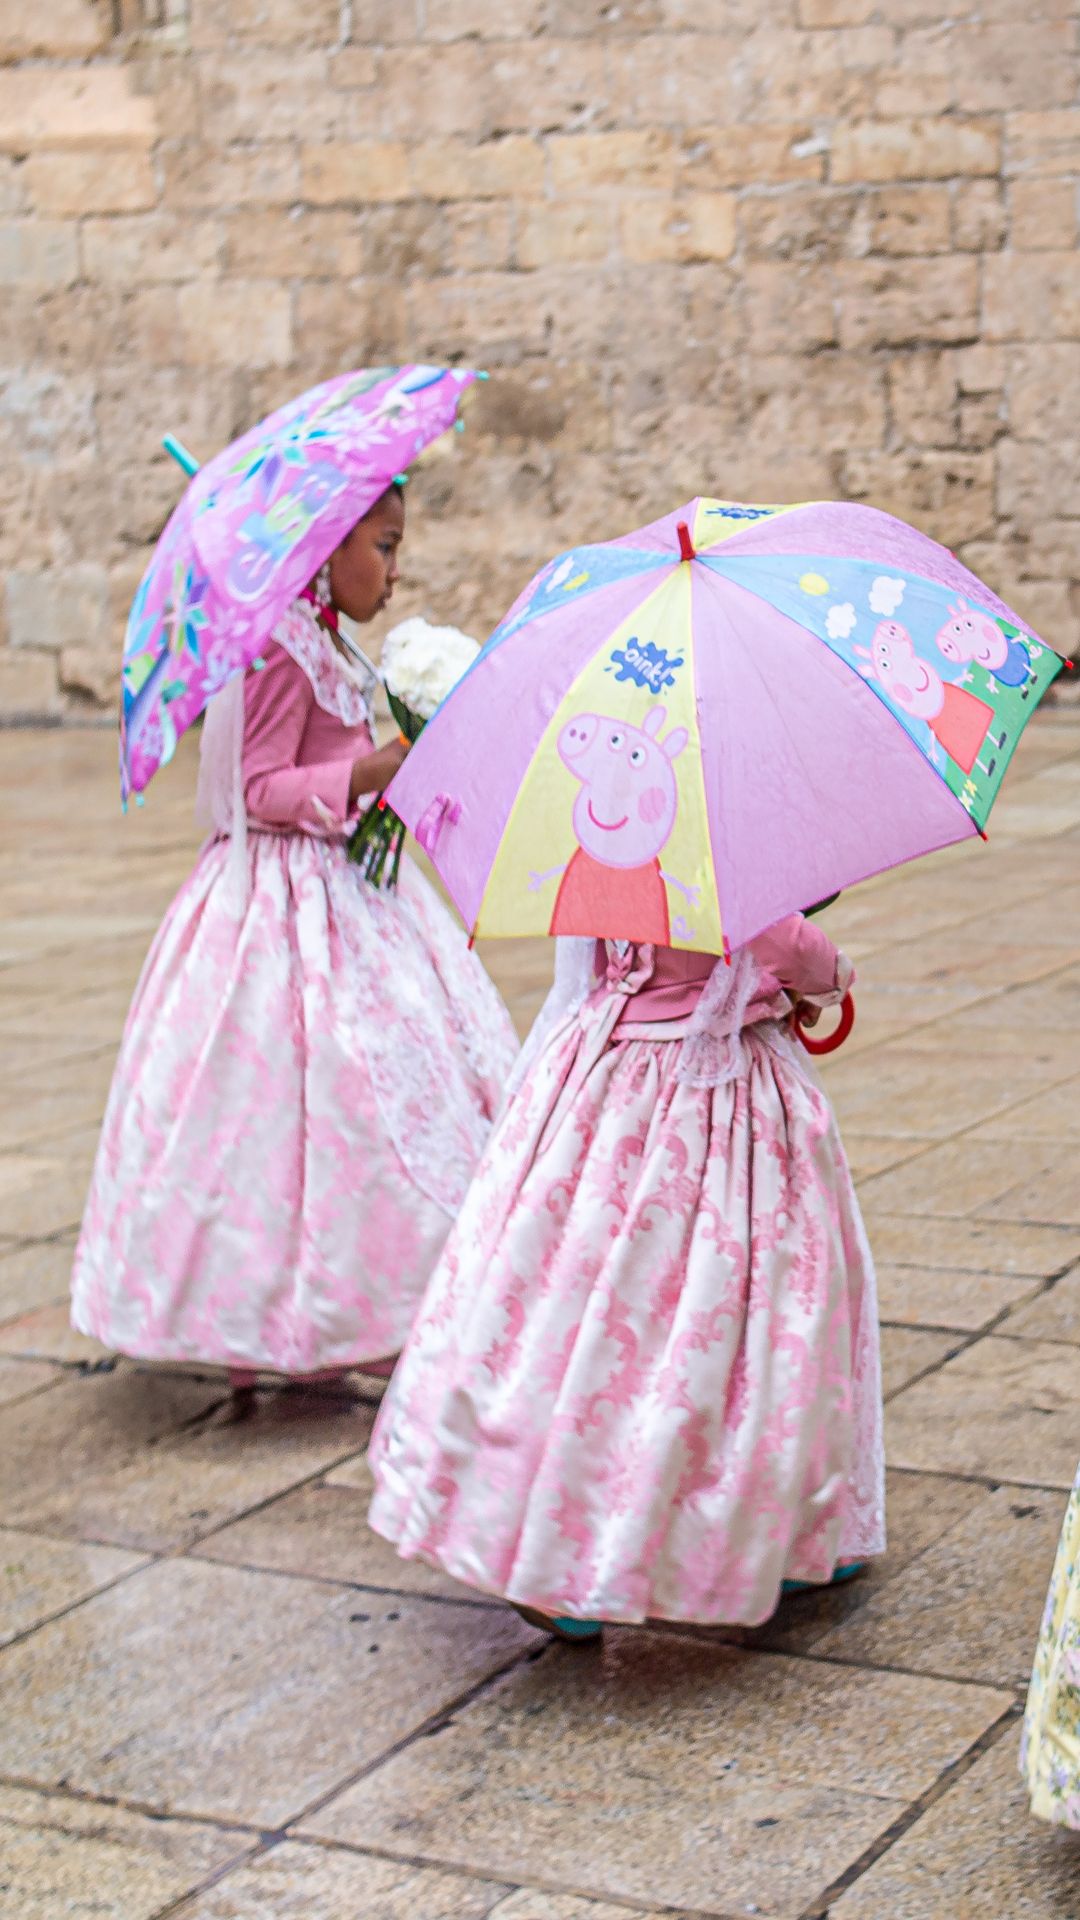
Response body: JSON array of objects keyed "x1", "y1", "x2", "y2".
[
  {"x1": 71, "y1": 486, "x2": 518, "y2": 1384},
  {"x1": 368, "y1": 915, "x2": 884, "y2": 1635}
]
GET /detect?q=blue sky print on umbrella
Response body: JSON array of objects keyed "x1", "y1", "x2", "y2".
[
  {"x1": 701, "y1": 551, "x2": 1061, "y2": 828},
  {"x1": 480, "y1": 541, "x2": 668, "y2": 654}
]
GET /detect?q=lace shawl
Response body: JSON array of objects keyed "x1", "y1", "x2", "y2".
[
  {"x1": 514, "y1": 938, "x2": 811, "y2": 1092},
  {"x1": 506, "y1": 937, "x2": 597, "y2": 1097}
]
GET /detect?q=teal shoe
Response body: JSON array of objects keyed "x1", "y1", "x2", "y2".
[
  {"x1": 514, "y1": 1604, "x2": 602, "y2": 1641},
  {"x1": 781, "y1": 1560, "x2": 866, "y2": 1596}
]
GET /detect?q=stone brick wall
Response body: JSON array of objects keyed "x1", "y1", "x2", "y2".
[{"x1": 2, "y1": 0, "x2": 1079, "y2": 719}]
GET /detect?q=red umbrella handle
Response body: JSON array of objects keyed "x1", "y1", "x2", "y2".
[{"x1": 794, "y1": 992, "x2": 855, "y2": 1056}]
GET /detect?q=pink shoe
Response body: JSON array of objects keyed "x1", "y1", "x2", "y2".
[{"x1": 359, "y1": 1354, "x2": 399, "y2": 1380}]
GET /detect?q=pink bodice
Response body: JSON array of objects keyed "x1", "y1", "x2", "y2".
[
  {"x1": 591, "y1": 912, "x2": 844, "y2": 1030},
  {"x1": 242, "y1": 640, "x2": 375, "y2": 835}
]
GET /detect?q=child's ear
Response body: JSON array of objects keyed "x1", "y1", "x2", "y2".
[{"x1": 662, "y1": 727, "x2": 689, "y2": 761}]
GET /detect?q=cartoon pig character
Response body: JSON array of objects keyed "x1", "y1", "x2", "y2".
[
  {"x1": 857, "y1": 620, "x2": 1005, "y2": 778},
  {"x1": 529, "y1": 706, "x2": 697, "y2": 943},
  {"x1": 935, "y1": 598, "x2": 1032, "y2": 691}
]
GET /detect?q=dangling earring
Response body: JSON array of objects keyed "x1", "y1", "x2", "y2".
[{"x1": 315, "y1": 561, "x2": 332, "y2": 610}]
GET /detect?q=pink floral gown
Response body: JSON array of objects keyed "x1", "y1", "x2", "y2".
[
  {"x1": 71, "y1": 602, "x2": 518, "y2": 1374},
  {"x1": 368, "y1": 919, "x2": 884, "y2": 1627}
]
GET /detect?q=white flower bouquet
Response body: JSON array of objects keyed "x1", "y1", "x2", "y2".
[{"x1": 349, "y1": 616, "x2": 480, "y2": 888}]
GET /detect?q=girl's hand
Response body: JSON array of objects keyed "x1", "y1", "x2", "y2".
[
  {"x1": 792, "y1": 999, "x2": 822, "y2": 1029},
  {"x1": 348, "y1": 735, "x2": 409, "y2": 807}
]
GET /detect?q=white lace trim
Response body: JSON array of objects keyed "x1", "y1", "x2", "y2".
[
  {"x1": 505, "y1": 937, "x2": 597, "y2": 1099},
  {"x1": 321, "y1": 843, "x2": 518, "y2": 1216},
  {"x1": 195, "y1": 671, "x2": 250, "y2": 912},
  {"x1": 273, "y1": 599, "x2": 377, "y2": 733},
  {"x1": 514, "y1": 939, "x2": 828, "y2": 1095},
  {"x1": 837, "y1": 1192, "x2": 888, "y2": 1561},
  {"x1": 676, "y1": 947, "x2": 761, "y2": 1087}
]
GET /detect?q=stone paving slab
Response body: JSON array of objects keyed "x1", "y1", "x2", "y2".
[
  {"x1": 0, "y1": 1300, "x2": 111, "y2": 1366},
  {"x1": 966, "y1": 1073, "x2": 1080, "y2": 1142},
  {"x1": 985, "y1": 1146, "x2": 1080, "y2": 1228},
  {"x1": 876, "y1": 1261, "x2": 1041, "y2": 1332},
  {"x1": 0, "y1": 1369, "x2": 373, "y2": 1552},
  {"x1": 838, "y1": 1133, "x2": 933, "y2": 1181},
  {"x1": 859, "y1": 1136, "x2": 1073, "y2": 1222},
  {"x1": 829, "y1": 1737, "x2": 1080, "y2": 1919},
  {"x1": 880, "y1": 1326, "x2": 960, "y2": 1399},
  {"x1": 0, "y1": 1368, "x2": 227, "y2": 1542},
  {"x1": 808, "y1": 1483, "x2": 1064, "y2": 1690},
  {"x1": 172, "y1": 1844, "x2": 509, "y2": 1920},
  {"x1": 860, "y1": 1212, "x2": 1080, "y2": 1277},
  {"x1": 886, "y1": 1337, "x2": 1080, "y2": 1489},
  {"x1": 0, "y1": 1556, "x2": 541, "y2": 1827},
  {"x1": 0, "y1": 1357, "x2": 63, "y2": 1410},
  {"x1": 0, "y1": 1156, "x2": 95, "y2": 1242},
  {"x1": 0, "y1": 1526, "x2": 146, "y2": 1650},
  {"x1": 821, "y1": 1042, "x2": 1065, "y2": 1141},
  {"x1": 305, "y1": 1632, "x2": 1012, "y2": 1918},
  {"x1": 0, "y1": 1784, "x2": 252, "y2": 1920},
  {"x1": 1002, "y1": 1268, "x2": 1080, "y2": 1345}
]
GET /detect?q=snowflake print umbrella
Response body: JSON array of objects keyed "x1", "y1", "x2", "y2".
[
  {"x1": 119, "y1": 364, "x2": 478, "y2": 802},
  {"x1": 385, "y1": 497, "x2": 1066, "y2": 958}
]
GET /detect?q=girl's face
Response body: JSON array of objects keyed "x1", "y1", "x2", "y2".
[{"x1": 328, "y1": 488, "x2": 405, "y2": 623}]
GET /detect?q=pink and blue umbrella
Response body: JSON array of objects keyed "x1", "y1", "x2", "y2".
[
  {"x1": 386, "y1": 496, "x2": 1066, "y2": 957},
  {"x1": 120, "y1": 364, "x2": 478, "y2": 801}
]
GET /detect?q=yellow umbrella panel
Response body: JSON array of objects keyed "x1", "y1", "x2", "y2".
[{"x1": 473, "y1": 565, "x2": 726, "y2": 957}]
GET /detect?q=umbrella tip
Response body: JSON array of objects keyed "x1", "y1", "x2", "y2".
[
  {"x1": 162, "y1": 434, "x2": 199, "y2": 477},
  {"x1": 677, "y1": 521, "x2": 696, "y2": 563}
]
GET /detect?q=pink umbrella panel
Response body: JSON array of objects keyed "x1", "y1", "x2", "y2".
[
  {"x1": 120, "y1": 365, "x2": 478, "y2": 801},
  {"x1": 385, "y1": 497, "x2": 1065, "y2": 958}
]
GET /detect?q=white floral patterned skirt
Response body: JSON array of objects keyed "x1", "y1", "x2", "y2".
[
  {"x1": 1022, "y1": 1464, "x2": 1080, "y2": 1825},
  {"x1": 71, "y1": 831, "x2": 517, "y2": 1374},
  {"x1": 368, "y1": 1001, "x2": 885, "y2": 1626}
]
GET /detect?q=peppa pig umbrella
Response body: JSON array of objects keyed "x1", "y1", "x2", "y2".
[
  {"x1": 119, "y1": 364, "x2": 478, "y2": 802},
  {"x1": 385, "y1": 496, "x2": 1065, "y2": 958}
]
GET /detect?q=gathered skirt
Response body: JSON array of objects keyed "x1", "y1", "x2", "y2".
[
  {"x1": 369, "y1": 1002, "x2": 885, "y2": 1627},
  {"x1": 1022, "y1": 1463, "x2": 1080, "y2": 1826},
  {"x1": 71, "y1": 830, "x2": 517, "y2": 1373}
]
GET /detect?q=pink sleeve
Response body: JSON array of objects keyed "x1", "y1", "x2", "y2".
[
  {"x1": 242, "y1": 645, "x2": 353, "y2": 831},
  {"x1": 748, "y1": 912, "x2": 844, "y2": 998}
]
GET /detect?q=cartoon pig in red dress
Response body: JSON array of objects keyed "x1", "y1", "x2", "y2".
[
  {"x1": 856, "y1": 620, "x2": 1005, "y2": 777},
  {"x1": 529, "y1": 706, "x2": 696, "y2": 941}
]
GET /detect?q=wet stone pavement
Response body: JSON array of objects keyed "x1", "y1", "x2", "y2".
[{"x1": 3, "y1": 716, "x2": 1080, "y2": 1918}]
